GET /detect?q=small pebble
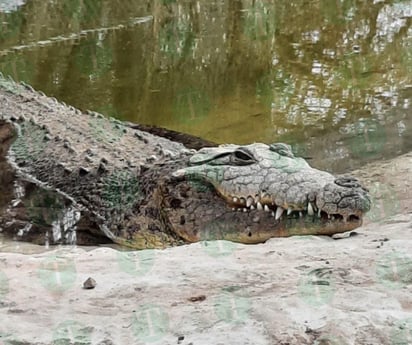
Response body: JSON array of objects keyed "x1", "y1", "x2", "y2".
[
  {"x1": 83, "y1": 277, "x2": 97, "y2": 289},
  {"x1": 187, "y1": 295, "x2": 206, "y2": 302}
]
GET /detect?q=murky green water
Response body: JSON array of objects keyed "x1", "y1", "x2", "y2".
[{"x1": 0, "y1": 0, "x2": 411, "y2": 173}]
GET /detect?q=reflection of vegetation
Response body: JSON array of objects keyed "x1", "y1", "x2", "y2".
[
  {"x1": 243, "y1": 1, "x2": 277, "y2": 41},
  {"x1": 256, "y1": 71, "x2": 295, "y2": 110},
  {"x1": 63, "y1": 0, "x2": 101, "y2": 23},
  {"x1": 74, "y1": 38, "x2": 112, "y2": 77},
  {"x1": 173, "y1": 88, "x2": 210, "y2": 124},
  {"x1": 159, "y1": 17, "x2": 194, "y2": 59},
  {"x1": 320, "y1": 0, "x2": 356, "y2": 26},
  {"x1": 0, "y1": 11, "x2": 23, "y2": 41},
  {"x1": 0, "y1": 55, "x2": 34, "y2": 81},
  {"x1": 0, "y1": 0, "x2": 410, "y2": 164},
  {"x1": 401, "y1": 42, "x2": 412, "y2": 74},
  {"x1": 337, "y1": 54, "x2": 376, "y2": 91}
]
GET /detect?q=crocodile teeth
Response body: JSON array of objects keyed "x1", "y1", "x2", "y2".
[
  {"x1": 243, "y1": 208, "x2": 248, "y2": 212},
  {"x1": 264, "y1": 204, "x2": 270, "y2": 212},
  {"x1": 299, "y1": 212, "x2": 303, "y2": 218},
  {"x1": 250, "y1": 205, "x2": 255, "y2": 210},
  {"x1": 246, "y1": 196, "x2": 254, "y2": 208},
  {"x1": 318, "y1": 209, "x2": 321, "y2": 218},
  {"x1": 233, "y1": 197, "x2": 238, "y2": 203},
  {"x1": 257, "y1": 202, "x2": 263, "y2": 211},
  {"x1": 261, "y1": 192, "x2": 269, "y2": 201},
  {"x1": 271, "y1": 211, "x2": 275, "y2": 217},
  {"x1": 307, "y1": 202, "x2": 314, "y2": 216},
  {"x1": 287, "y1": 208, "x2": 292, "y2": 215},
  {"x1": 275, "y1": 207, "x2": 284, "y2": 220}
]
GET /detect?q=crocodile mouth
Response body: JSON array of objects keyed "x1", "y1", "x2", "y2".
[
  {"x1": 163, "y1": 177, "x2": 367, "y2": 244},
  {"x1": 167, "y1": 143, "x2": 370, "y2": 242},
  {"x1": 221, "y1": 192, "x2": 363, "y2": 224}
]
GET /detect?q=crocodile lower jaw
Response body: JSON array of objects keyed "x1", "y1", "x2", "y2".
[{"x1": 226, "y1": 194, "x2": 361, "y2": 223}]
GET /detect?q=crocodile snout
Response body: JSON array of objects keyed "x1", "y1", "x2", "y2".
[
  {"x1": 334, "y1": 176, "x2": 369, "y2": 192},
  {"x1": 315, "y1": 175, "x2": 371, "y2": 221}
]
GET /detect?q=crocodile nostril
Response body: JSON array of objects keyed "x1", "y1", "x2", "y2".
[{"x1": 334, "y1": 176, "x2": 362, "y2": 188}]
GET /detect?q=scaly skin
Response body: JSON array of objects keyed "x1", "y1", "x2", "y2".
[
  {"x1": 0, "y1": 74, "x2": 371, "y2": 248},
  {"x1": 163, "y1": 143, "x2": 370, "y2": 243}
]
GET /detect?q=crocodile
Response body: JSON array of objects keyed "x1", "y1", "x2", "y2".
[{"x1": 0, "y1": 74, "x2": 371, "y2": 248}]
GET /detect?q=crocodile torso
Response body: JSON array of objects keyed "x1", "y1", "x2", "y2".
[{"x1": 0, "y1": 74, "x2": 371, "y2": 248}]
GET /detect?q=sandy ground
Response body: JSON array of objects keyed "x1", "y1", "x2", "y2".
[
  {"x1": 0, "y1": 153, "x2": 411, "y2": 345},
  {"x1": 0, "y1": 212, "x2": 411, "y2": 345}
]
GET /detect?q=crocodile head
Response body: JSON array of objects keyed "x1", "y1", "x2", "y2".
[{"x1": 164, "y1": 143, "x2": 371, "y2": 243}]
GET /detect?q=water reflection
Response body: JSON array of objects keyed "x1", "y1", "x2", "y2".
[
  {"x1": 0, "y1": 0, "x2": 410, "y2": 174},
  {"x1": 0, "y1": 0, "x2": 26, "y2": 13}
]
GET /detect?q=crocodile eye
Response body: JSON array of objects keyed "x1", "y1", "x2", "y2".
[
  {"x1": 269, "y1": 143, "x2": 294, "y2": 158},
  {"x1": 232, "y1": 148, "x2": 256, "y2": 164}
]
